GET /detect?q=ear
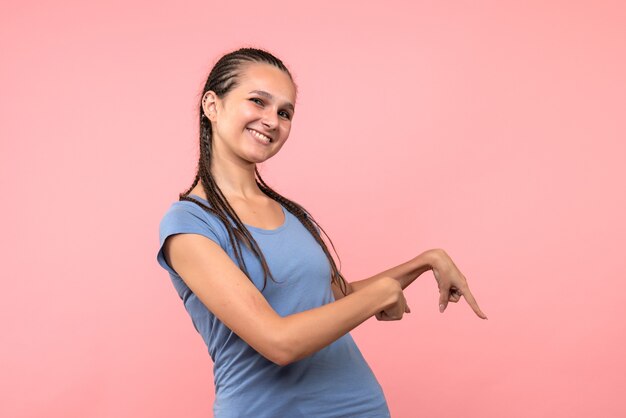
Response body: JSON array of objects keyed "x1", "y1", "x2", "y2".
[{"x1": 202, "y1": 91, "x2": 219, "y2": 121}]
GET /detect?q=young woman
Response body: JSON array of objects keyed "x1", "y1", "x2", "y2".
[{"x1": 157, "y1": 47, "x2": 487, "y2": 417}]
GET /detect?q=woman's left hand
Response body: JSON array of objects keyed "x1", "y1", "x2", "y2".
[{"x1": 430, "y1": 249, "x2": 488, "y2": 319}]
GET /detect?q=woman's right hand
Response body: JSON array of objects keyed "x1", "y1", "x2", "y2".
[{"x1": 374, "y1": 278, "x2": 411, "y2": 321}]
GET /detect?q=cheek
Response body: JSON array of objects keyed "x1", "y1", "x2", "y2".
[
  {"x1": 239, "y1": 104, "x2": 259, "y2": 120},
  {"x1": 281, "y1": 123, "x2": 292, "y2": 138}
]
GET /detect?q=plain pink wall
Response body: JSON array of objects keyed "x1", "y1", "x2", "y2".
[{"x1": 2, "y1": 1, "x2": 625, "y2": 417}]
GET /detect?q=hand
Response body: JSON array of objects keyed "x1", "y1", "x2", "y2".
[
  {"x1": 375, "y1": 279, "x2": 411, "y2": 321},
  {"x1": 430, "y1": 249, "x2": 488, "y2": 320},
  {"x1": 375, "y1": 301, "x2": 411, "y2": 321}
]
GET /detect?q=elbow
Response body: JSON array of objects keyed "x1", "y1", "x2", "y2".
[
  {"x1": 271, "y1": 351, "x2": 293, "y2": 367},
  {"x1": 271, "y1": 339, "x2": 297, "y2": 367},
  {"x1": 268, "y1": 326, "x2": 299, "y2": 367},
  {"x1": 264, "y1": 348, "x2": 293, "y2": 367},
  {"x1": 242, "y1": 316, "x2": 299, "y2": 366}
]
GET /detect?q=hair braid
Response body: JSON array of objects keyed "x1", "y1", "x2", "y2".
[
  {"x1": 255, "y1": 168, "x2": 349, "y2": 296},
  {"x1": 178, "y1": 47, "x2": 346, "y2": 296}
]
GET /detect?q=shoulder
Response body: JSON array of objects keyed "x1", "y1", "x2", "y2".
[
  {"x1": 158, "y1": 200, "x2": 229, "y2": 247},
  {"x1": 157, "y1": 199, "x2": 235, "y2": 275},
  {"x1": 161, "y1": 199, "x2": 210, "y2": 220}
]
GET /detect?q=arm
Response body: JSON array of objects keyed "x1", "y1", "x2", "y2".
[
  {"x1": 164, "y1": 233, "x2": 403, "y2": 367},
  {"x1": 333, "y1": 249, "x2": 488, "y2": 320},
  {"x1": 331, "y1": 249, "x2": 439, "y2": 300}
]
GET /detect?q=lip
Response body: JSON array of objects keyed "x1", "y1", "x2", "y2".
[{"x1": 247, "y1": 128, "x2": 273, "y2": 145}]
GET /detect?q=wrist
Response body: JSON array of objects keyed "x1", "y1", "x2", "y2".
[
  {"x1": 376, "y1": 277, "x2": 401, "y2": 311},
  {"x1": 424, "y1": 249, "x2": 451, "y2": 274},
  {"x1": 355, "y1": 276, "x2": 396, "y2": 312},
  {"x1": 400, "y1": 250, "x2": 438, "y2": 287}
]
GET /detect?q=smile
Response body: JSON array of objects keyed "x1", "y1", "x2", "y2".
[{"x1": 247, "y1": 128, "x2": 272, "y2": 145}]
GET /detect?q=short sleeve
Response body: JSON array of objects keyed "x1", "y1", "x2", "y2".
[{"x1": 156, "y1": 201, "x2": 224, "y2": 277}]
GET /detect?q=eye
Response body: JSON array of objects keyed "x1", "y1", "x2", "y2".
[{"x1": 250, "y1": 97, "x2": 292, "y2": 120}]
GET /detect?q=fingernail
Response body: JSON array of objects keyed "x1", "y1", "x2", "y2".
[{"x1": 439, "y1": 304, "x2": 445, "y2": 313}]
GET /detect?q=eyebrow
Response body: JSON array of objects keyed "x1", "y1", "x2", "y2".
[{"x1": 248, "y1": 90, "x2": 295, "y2": 112}]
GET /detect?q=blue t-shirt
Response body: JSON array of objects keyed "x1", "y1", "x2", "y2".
[{"x1": 156, "y1": 194, "x2": 391, "y2": 418}]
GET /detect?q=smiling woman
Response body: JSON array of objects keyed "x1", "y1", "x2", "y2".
[
  {"x1": 202, "y1": 62, "x2": 296, "y2": 166},
  {"x1": 156, "y1": 46, "x2": 486, "y2": 418}
]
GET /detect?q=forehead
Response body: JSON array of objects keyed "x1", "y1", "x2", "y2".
[{"x1": 235, "y1": 63, "x2": 296, "y2": 104}]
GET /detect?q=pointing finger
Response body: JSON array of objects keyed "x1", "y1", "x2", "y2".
[{"x1": 461, "y1": 287, "x2": 488, "y2": 319}]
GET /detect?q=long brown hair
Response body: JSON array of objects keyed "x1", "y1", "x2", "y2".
[{"x1": 179, "y1": 47, "x2": 349, "y2": 296}]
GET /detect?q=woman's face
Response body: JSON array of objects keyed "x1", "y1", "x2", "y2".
[{"x1": 204, "y1": 63, "x2": 296, "y2": 165}]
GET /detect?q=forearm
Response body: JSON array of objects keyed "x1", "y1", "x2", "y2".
[
  {"x1": 350, "y1": 249, "x2": 439, "y2": 293},
  {"x1": 279, "y1": 278, "x2": 394, "y2": 364},
  {"x1": 275, "y1": 251, "x2": 440, "y2": 364}
]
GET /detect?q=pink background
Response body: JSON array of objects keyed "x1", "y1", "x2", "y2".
[{"x1": 2, "y1": 1, "x2": 625, "y2": 417}]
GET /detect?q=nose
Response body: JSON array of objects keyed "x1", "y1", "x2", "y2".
[{"x1": 261, "y1": 107, "x2": 278, "y2": 130}]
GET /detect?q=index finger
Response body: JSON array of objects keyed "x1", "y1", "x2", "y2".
[{"x1": 461, "y1": 286, "x2": 488, "y2": 320}]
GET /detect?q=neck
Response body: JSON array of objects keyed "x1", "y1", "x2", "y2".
[{"x1": 209, "y1": 145, "x2": 262, "y2": 201}]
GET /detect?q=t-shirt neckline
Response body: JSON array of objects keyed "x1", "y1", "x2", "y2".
[{"x1": 187, "y1": 193, "x2": 289, "y2": 234}]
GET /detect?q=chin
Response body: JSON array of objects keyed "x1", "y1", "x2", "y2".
[
  {"x1": 245, "y1": 153, "x2": 275, "y2": 164},
  {"x1": 246, "y1": 148, "x2": 282, "y2": 163}
]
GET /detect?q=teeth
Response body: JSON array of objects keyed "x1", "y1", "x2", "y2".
[{"x1": 248, "y1": 128, "x2": 270, "y2": 143}]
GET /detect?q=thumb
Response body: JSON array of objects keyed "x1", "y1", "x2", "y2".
[
  {"x1": 405, "y1": 304, "x2": 411, "y2": 313},
  {"x1": 439, "y1": 289, "x2": 449, "y2": 313}
]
